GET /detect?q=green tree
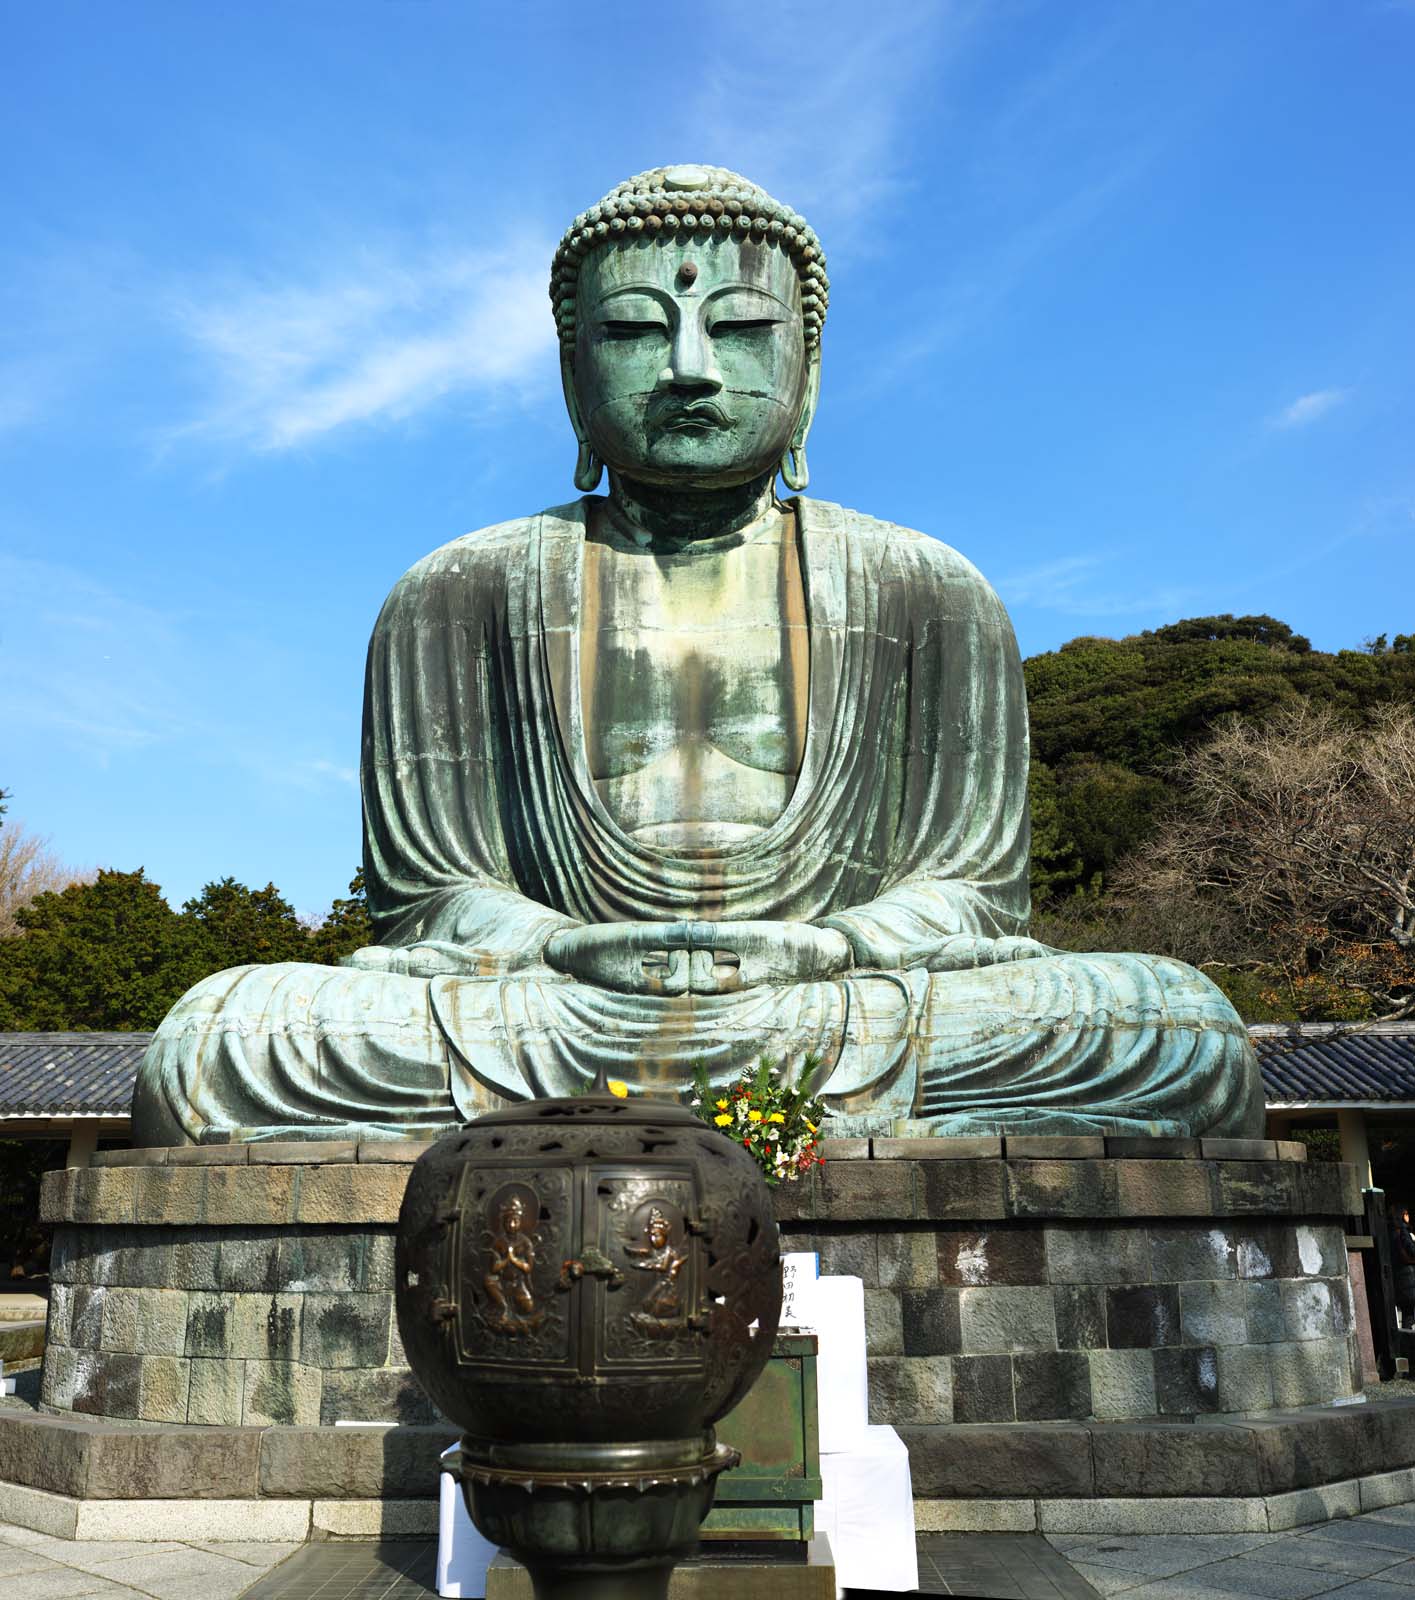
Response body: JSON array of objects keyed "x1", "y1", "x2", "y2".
[
  {"x1": 305, "y1": 869, "x2": 374, "y2": 965},
  {"x1": 182, "y1": 877, "x2": 310, "y2": 971},
  {"x1": 0, "y1": 869, "x2": 206, "y2": 1031}
]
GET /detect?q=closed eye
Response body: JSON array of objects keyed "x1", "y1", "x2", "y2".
[
  {"x1": 708, "y1": 319, "x2": 780, "y2": 336},
  {"x1": 601, "y1": 320, "x2": 669, "y2": 340}
]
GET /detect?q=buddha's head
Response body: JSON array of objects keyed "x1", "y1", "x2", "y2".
[{"x1": 551, "y1": 166, "x2": 829, "y2": 495}]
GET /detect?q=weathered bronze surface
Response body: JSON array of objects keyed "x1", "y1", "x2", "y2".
[
  {"x1": 132, "y1": 163, "x2": 1264, "y2": 1147},
  {"x1": 396, "y1": 1090, "x2": 781, "y2": 1599}
]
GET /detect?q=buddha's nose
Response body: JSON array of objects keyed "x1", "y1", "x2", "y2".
[{"x1": 660, "y1": 317, "x2": 723, "y2": 394}]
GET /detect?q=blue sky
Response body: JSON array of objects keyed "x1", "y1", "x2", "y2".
[{"x1": 2, "y1": 0, "x2": 1413, "y2": 916}]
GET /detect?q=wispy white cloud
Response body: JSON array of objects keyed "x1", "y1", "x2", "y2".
[
  {"x1": 166, "y1": 240, "x2": 557, "y2": 451},
  {"x1": 682, "y1": 0, "x2": 965, "y2": 247},
  {"x1": 1271, "y1": 387, "x2": 1351, "y2": 430},
  {"x1": 995, "y1": 551, "x2": 1200, "y2": 619}
]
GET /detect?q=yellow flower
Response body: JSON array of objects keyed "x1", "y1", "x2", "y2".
[
  {"x1": 606, "y1": 1079, "x2": 629, "y2": 1099},
  {"x1": 805, "y1": 1119, "x2": 817, "y2": 1133},
  {"x1": 714, "y1": 1113, "x2": 733, "y2": 1126},
  {"x1": 715, "y1": 1099, "x2": 729, "y2": 1110},
  {"x1": 768, "y1": 1112, "x2": 786, "y2": 1124},
  {"x1": 748, "y1": 1109, "x2": 763, "y2": 1123}
]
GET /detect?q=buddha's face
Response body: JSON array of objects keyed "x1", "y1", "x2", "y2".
[{"x1": 571, "y1": 233, "x2": 810, "y2": 489}]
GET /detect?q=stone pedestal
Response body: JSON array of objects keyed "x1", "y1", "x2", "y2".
[
  {"x1": 12, "y1": 1130, "x2": 1415, "y2": 1540},
  {"x1": 38, "y1": 1142, "x2": 432, "y2": 1427}
]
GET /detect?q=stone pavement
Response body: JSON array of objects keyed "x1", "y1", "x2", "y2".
[
  {"x1": 1047, "y1": 1502, "x2": 1415, "y2": 1598},
  {"x1": 0, "y1": 1521, "x2": 301, "y2": 1597}
]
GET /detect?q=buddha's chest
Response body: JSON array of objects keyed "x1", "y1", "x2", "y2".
[{"x1": 579, "y1": 528, "x2": 809, "y2": 844}]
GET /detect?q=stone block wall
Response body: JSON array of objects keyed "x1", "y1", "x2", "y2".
[
  {"x1": 776, "y1": 1135, "x2": 1365, "y2": 1427},
  {"x1": 38, "y1": 1144, "x2": 430, "y2": 1428}
]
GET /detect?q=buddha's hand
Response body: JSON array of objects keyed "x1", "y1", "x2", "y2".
[
  {"x1": 544, "y1": 921, "x2": 852, "y2": 996},
  {"x1": 342, "y1": 941, "x2": 494, "y2": 978},
  {"x1": 926, "y1": 935, "x2": 1051, "y2": 972}
]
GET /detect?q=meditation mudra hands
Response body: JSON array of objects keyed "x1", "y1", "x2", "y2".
[
  {"x1": 343, "y1": 925, "x2": 1049, "y2": 990},
  {"x1": 544, "y1": 920, "x2": 852, "y2": 995}
]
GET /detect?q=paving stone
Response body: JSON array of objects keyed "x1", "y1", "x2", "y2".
[
  {"x1": 959, "y1": 1285, "x2": 1057, "y2": 1353},
  {"x1": 863, "y1": 1287, "x2": 903, "y2": 1355},
  {"x1": 135, "y1": 1166, "x2": 207, "y2": 1225},
  {"x1": 1115, "y1": 1159, "x2": 1214, "y2": 1218},
  {"x1": 1004, "y1": 1136, "x2": 1107, "y2": 1160},
  {"x1": 47, "y1": 1284, "x2": 74, "y2": 1345},
  {"x1": 1006, "y1": 1160, "x2": 1118, "y2": 1219},
  {"x1": 936, "y1": 1226, "x2": 1045, "y2": 1286},
  {"x1": 1154, "y1": 1345, "x2": 1221, "y2": 1415},
  {"x1": 900, "y1": 1287, "x2": 961, "y2": 1356},
  {"x1": 1105, "y1": 1137, "x2": 1203, "y2": 1160},
  {"x1": 1038, "y1": 1497, "x2": 1268, "y2": 1533},
  {"x1": 1361, "y1": 1467, "x2": 1415, "y2": 1511},
  {"x1": 1211, "y1": 1160, "x2": 1299, "y2": 1216},
  {"x1": 1246, "y1": 1280, "x2": 1287, "y2": 1343},
  {"x1": 228, "y1": 1293, "x2": 303, "y2": 1361},
  {"x1": 1014, "y1": 1351, "x2": 1091, "y2": 1421},
  {"x1": 215, "y1": 1233, "x2": 284, "y2": 1293},
  {"x1": 299, "y1": 1292, "x2": 391, "y2": 1368},
  {"x1": 866, "y1": 1356, "x2": 953, "y2": 1425},
  {"x1": 1216, "y1": 1343, "x2": 1275, "y2": 1413},
  {"x1": 1282, "y1": 1278, "x2": 1338, "y2": 1341},
  {"x1": 916, "y1": 1159, "x2": 1007, "y2": 1221},
  {"x1": 318, "y1": 1366, "x2": 437, "y2": 1425},
  {"x1": 136, "y1": 1355, "x2": 191, "y2": 1423},
  {"x1": 136, "y1": 1289, "x2": 189, "y2": 1356},
  {"x1": 951, "y1": 1353, "x2": 1015, "y2": 1423},
  {"x1": 294, "y1": 1164, "x2": 409, "y2": 1224},
  {"x1": 1180, "y1": 1280, "x2": 1249, "y2": 1346},
  {"x1": 878, "y1": 1136, "x2": 1002, "y2": 1159},
  {"x1": 1241, "y1": 1531, "x2": 1409, "y2": 1576},
  {"x1": 258, "y1": 1422, "x2": 456, "y2": 1496},
  {"x1": 73, "y1": 1351, "x2": 143, "y2": 1419},
  {"x1": 1268, "y1": 1336, "x2": 1355, "y2": 1407},
  {"x1": 187, "y1": 1357, "x2": 245, "y2": 1424},
  {"x1": 1091, "y1": 1422, "x2": 1263, "y2": 1497},
  {"x1": 1055, "y1": 1284, "x2": 1108, "y2": 1349},
  {"x1": 1265, "y1": 1478, "x2": 1362, "y2": 1531},
  {"x1": 98, "y1": 1288, "x2": 139, "y2": 1354},
  {"x1": 184, "y1": 1292, "x2": 237, "y2": 1358},
  {"x1": 815, "y1": 1230, "x2": 878, "y2": 1283},
  {"x1": 71, "y1": 1285, "x2": 106, "y2": 1349},
  {"x1": 1107, "y1": 1284, "x2": 1181, "y2": 1348},
  {"x1": 1046, "y1": 1225, "x2": 1152, "y2": 1285},
  {"x1": 1088, "y1": 1349, "x2": 1158, "y2": 1420},
  {"x1": 242, "y1": 1358, "x2": 323, "y2": 1426},
  {"x1": 277, "y1": 1231, "x2": 365, "y2": 1292},
  {"x1": 900, "y1": 1422, "x2": 1094, "y2": 1498},
  {"x1": 913, "y1": 1498, "x2": 1037, "y2": 1531},
  {"x1": 205, "y1": 1165, "x2": 297, "y2": 1225},
  {"x1": 1309, "y1": 1514, "x2": 1415, "y2": 1553},
  {"x1": 876, "y1": 1230, "x2": 940, "y2": 1289},
  {"x1": 1150, "y1": 1223, "x2": 1239, "y2": 1282}
]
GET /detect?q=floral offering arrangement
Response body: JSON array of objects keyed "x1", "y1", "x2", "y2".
[{"x1": 688, "y1": 1056, "x2": 827, "y2": 1186}]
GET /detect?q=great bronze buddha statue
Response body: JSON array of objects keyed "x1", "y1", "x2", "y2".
[{"x1": 132, "y1": 165, "x2": 1263, "y2": 1146}]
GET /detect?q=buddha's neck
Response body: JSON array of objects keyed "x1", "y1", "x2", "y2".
[{"x1": 604, "y1": 471, "x2": 780, "y2": 549}]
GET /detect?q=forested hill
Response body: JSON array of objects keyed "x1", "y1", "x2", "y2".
[{"x1": 1025, "y1": 615, "x2": 1415, "y2": 900}]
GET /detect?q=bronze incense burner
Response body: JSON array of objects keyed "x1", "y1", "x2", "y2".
[{"x1": 395, "y1": 1091, "x2": 782, "y2": 1599}]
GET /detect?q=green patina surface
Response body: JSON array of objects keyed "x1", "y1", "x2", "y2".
[
  {"x1": 131, "y1": 164, "x2": 1263, "y2": 1147},
  {"x1": 707, "y1": 1333, "x2": 820, "y2": 1541}
]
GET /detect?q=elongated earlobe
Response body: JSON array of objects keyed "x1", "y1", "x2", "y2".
[
  {"x1": 574, "y1": 441, "x2": 603, "y2": 492},
  {"x1": 779, "y1": 444, "x2": 809, "y2": 492}
]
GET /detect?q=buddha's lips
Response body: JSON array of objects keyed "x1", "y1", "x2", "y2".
[{"x1": 654, "y1": 401, "x2": 734, "y2": 432}]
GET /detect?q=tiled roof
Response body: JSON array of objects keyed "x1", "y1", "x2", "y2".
[
  {"x1": 0, "y1": 1033, "x2": 149, "y2": 1117},
  {"x1": 1, "y1": 1024, "x2": 1414, "y2": 1120},
  {"x1": 1252, "y1": 1023, "x2": 1415, "y2": 1106}
]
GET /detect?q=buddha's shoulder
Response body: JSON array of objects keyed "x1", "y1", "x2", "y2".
[{"x1": 802, "y1": 497, "x2": 1002, "y2": 598}]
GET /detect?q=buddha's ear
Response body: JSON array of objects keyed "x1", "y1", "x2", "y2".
[
  {"x1": 780, "y1": 344, "x2": 821, "y2": 494},
  {"x1": 561, "y1": 353, "x2": 603, "y2": 493}
]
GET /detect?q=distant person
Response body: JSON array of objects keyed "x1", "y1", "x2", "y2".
[{"x1": 1394, "y1": 1206, "x2": 1415, "y2": 1331}]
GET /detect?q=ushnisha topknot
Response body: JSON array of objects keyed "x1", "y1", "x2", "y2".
[{"x1": 550, "y1": 163, "x2": 829, "y2": 356}]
